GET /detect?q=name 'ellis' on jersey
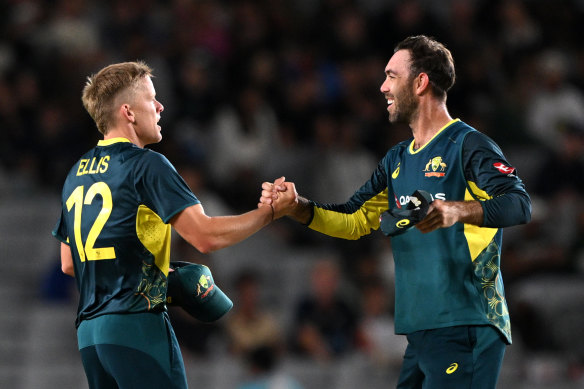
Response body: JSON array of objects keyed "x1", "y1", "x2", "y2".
[{"x1": 53, "y1": 138, "x2": 199, "y2": 327}]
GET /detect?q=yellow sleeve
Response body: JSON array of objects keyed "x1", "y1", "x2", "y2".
[{"x1": 308, "y1": 189, "x2": 389, "y2": 240}]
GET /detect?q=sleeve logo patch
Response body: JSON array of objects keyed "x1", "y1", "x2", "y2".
[{"x1": 493, "y1": 162, "x2": 516, "y2": 175}]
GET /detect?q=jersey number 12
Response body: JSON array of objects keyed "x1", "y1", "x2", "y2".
[{"x1": 66, "y1": 182, "x2": 116, "y2": 262}]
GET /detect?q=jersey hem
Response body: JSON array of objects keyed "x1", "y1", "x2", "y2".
[{"x1": 396, "y1": 320, "x2": 511, "y2": 344}]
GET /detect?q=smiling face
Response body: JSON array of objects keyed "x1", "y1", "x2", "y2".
[
  {"x1": 380, "y1": 49, "x2": 419, "y2": 124},
  {"x1": 128, "y1": 76, "x2": 164, "y2": 147}
]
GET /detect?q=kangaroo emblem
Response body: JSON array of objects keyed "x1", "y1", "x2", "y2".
[{"x1": 424, "y1": 156, "x2": 447, "y2": 172}]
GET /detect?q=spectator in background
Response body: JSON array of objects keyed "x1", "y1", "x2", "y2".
[
  {"x1": 208, "y1": 85, "x2": 282, "y2": 210},
  {"x1": 289, "y1": 257, "x2": 358, "y2": 361},
  {"x1": 237, "y1": 345, "x2": 304, "y2": 389},
  {"x1": 356, "y1": 277, "x2": 406, "y2": 370},
  {"x1": 309, "y1": 113, "x2": 377, "y2": 204},
  {"x1": 225, "y1": 270, "x2": 283, "y2": 356},
  {"x1": 503, "y1": 122, "x2": 584, "y2": 369},
  {"x1": 533, "y1": 121, "x2": 584, "y2": 198},
  {"x1": 525, "y1": 50, "x2": 584, "y2": 152}
]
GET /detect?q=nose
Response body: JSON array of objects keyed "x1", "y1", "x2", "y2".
[
  {"x1": 380, "y1": 78, "x2": 389, "y2": 94},
  {"x1": 157, "y1": 100, "x2": 164, "y2": 113}
]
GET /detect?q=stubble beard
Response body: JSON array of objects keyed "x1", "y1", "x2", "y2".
[{"x1": 388, "y1": 82, "x2": 418, "y2": 125}]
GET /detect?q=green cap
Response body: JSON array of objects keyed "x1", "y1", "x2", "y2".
[{"x1": 167, "y1": 261, "x2": 233, "y2": 322}]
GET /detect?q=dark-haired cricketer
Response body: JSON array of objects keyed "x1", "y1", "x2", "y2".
[{"x1": 261, "y1": 35, "x2": 531, "y2": 389}]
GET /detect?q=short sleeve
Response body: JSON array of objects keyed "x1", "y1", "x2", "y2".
[
  {"x1": 52, "y1": 212, "x2": 69, "y2": 244},
  {"x1": 135, "y1": 151, "x2": 200, "y2": 223}
]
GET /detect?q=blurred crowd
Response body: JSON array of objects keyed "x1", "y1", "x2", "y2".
[{"x1": 3, "y1": 0, "x2": 584, "y2": 386}]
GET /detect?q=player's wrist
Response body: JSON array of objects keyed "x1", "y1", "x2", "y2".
[
  {"x1": 291, "y1": 196, "x2": 313, "y2": 225},
  {"x1": 456, "y1": 200, "x2": 483, "y2": 226}
]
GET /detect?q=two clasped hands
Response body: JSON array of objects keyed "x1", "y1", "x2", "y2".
[
  {"x1": 258, "y1": 176, "x2": 484, "y2": 233},
  {"x1": 258, "y1": 177, "x2": 310, "y2": 224}
]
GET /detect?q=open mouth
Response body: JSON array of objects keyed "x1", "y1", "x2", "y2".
[{"x1": 387, "y1": 99, "x2": 394, "y2": 106}]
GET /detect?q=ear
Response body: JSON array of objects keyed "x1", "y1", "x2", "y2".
[
  {"x1": 120, "y1": 104, "x2": 135, "y2": 123},
  {"x1": 414, "y1": 73, "x2": 430, "y2": 95}
]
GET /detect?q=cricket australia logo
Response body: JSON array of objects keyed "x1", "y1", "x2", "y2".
[
  {"x1": 424, "y1": 156, "x2": 447, "y2": 177},
  {"x1": 196, "y1": 273, "x2": 214, "y2": 299}
]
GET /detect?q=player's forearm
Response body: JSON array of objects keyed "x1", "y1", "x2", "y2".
[
  {"x1": 204, "y1": 207, "x2": 273, "y2": 252},
  {"x1": 417, "y1": 199, "x2": 484, "y2": 233},
  {"x1": 173, "y1": 205, "x2": 272, "y2": 253}
]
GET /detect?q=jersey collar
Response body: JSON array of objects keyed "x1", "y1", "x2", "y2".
[
  {"x1": 97, "y1": 137, "x2": 132, "y2": 146},
  {"x1": 409, "y1": 118, "x2": 460, "y2": 154}
]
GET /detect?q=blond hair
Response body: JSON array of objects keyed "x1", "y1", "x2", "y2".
[{"x1": 81, "y1": 61, "x2": 153, "y2": 135}]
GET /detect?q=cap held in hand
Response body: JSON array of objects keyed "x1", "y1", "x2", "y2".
[
  {"x1": 167, "y1": 261, "x2": 233, "y2": 322},
  {"x1": 380, "y1": 190, "x2": 433, "y2": 237}
]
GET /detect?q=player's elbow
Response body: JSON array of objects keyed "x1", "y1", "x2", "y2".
[
  {"x1": 198, "y1": 237, "x2": 228, "y2": 253},
  {"x1": 60, "y1": 243, "x2": 75, "y2": 277},
  {"x1": 520, "y1": 201, "x2": 532, "y2": 225},
  {"x1": 516, "y1": 193, "x2": 532, "y2": 225},
  {"x1": 183, "y1": 234, "x2": 221, "y2": 254},
  {"x1": 195, "y1": 242, "x2": 215, "y2": 254},
  {"x1": 61, "y1": 262, "x2": 75, "y2": 277}
]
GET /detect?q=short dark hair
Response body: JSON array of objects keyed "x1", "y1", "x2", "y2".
[{"x1": 394, "y1": 35, "x2": 455, "y2": 99}]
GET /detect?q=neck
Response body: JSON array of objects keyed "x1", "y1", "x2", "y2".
[
  {"x1": 410, "y1": 100, "x2": 452, "y2": 149},
  {"x1": 104, "y1": 126, "x2": 143, "y2": 148}
]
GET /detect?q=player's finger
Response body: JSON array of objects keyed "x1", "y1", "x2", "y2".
[
  {"x1": 261, "y1": 189, "x2": 277, "y2": 202},
  {"x1": 262, "y1": 187, "x2": 278, "y2": 197},
  {"x1": 415, "y1": 212, "x2": 437, "y2": 233},
  {"x1": 273, "y1": 176, "x2": 286, "y2": 192},
  {"x1": 417, "y1": 214, "x2": 443, "y2": 233}
]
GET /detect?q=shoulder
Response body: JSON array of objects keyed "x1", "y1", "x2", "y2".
[
  {"x1": 135, "y1": 148, "x2": 178, "y2": 173},
  {"x1": 441, "y1": 120, "x2": 478, "y2": 143},
  {"x1": 462, "y1": 129, "x2": 503, "y2": 154},
  {"x1": 141, "y1": 148, "x2": 173, "y2": 164}
]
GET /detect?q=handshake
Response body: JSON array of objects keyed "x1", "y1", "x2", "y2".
[{"x1": 257, "y1": 176, "x2": 310, "y2": 223}]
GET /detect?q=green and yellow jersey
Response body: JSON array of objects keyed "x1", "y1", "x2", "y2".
[
  {"x1": 307, "y1": 119, "x2": 531, "y2": 343},
  {"x1": 52, "y1": 138, "x2": 199, "y2": 327}
]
